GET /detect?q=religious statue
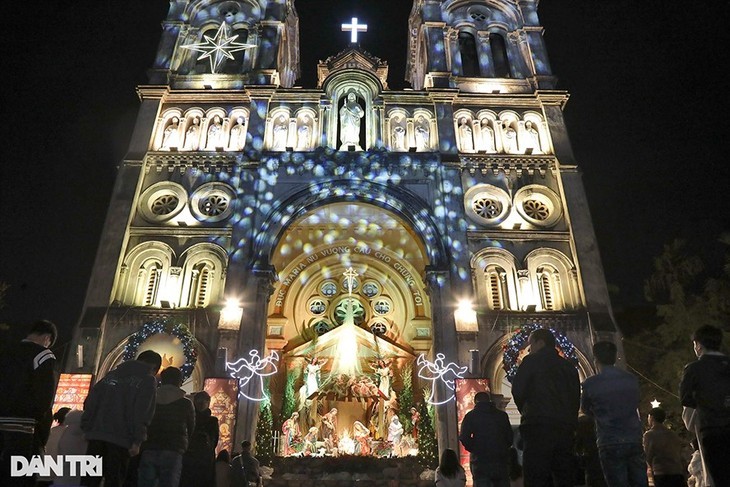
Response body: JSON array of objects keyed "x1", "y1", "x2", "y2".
[
  {"x1": 414, "y1": 117, "x2": 430, "y2": 151},
  {"x1": 391, "y1": 122, "x2": 406, "y2": 151},
  {"x1": 479, "y1": 119, "x2": 496, "y2": 152},
  {"x1": 523, "y1": 120, "x2": 541, "y2": 153},
  {"x1": 205, "y1": 115, "x2": 223, "y2": 150},
  {"x1": 296, "y1": 115, "x2": 313, "y2": 150},
  {"x1": 409, "y1": 406, "x2": 420, "y2": 440},
  {"x1": 457, "y1": 117, "x2": 474, "y2": 152},
  {"x1": 320, "y1": 408, "x2": 338, "y2": 446},
  {"x1": 502, "y1": 121, "x2": 518, "y2": 153},
  {"x1": 339, "y1": 91, "x2": 364, "y2": 150},
  {"x1": 304, "y1": 356, "x2": 327, "y2": 398},
  {"x1": 228, "y1": 116, "x2": 246, "y2": 150},
  {"x1": 282, "y1": 412, "x2": 301, "y2": 455},
  {"x1": 184, "y1": 116, "x2": 201, "y2": 150},
  {"x1": 387, "y1": 416, "x2": 404, "y2": 455},
  {"x1": 161, "y1": 116, "x2": 180, "y2": 150},
  {"x1": 272, "y1": 115, "x2": 289, "y2": 150},
  {"x1": 384, "y1": 390, "x2": 399, "y2": 424},
  {"x1": 369, "y1": 358, "x2": 394, "y2": 398},
  {"x1": 303, "y1": 426, "x2": 319, "y2": 455},
  {"x1": 353, "y1": 421, "x2": 372, "y2": 455}
]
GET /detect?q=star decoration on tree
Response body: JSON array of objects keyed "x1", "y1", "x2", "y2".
[{"x1": 181, "y1": 23, "x2": 256, "y2": 73}]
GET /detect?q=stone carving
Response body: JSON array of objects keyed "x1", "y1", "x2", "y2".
[
  {"x1": 297, "y1": 115, "x2": 313, "y2": 150},
  {"x1": 339, "y1": 91, "x2": 364, "y2": 150},
  {"x1": 415, "y1": 117, "x2": 430, "y2": 151},
  {"x1": 523, "y1": 120, "x2": 541, "y2": 153},
  {"x1": 391, "y1": 120, "x2": 406, "y2": 151},
  {"x1": 272, "y1": 115, "x2": 289, "y2": 150},
  {"x1": 457, "y1": 117, "x2": 474, "y2": 152},
  {"x1": 206, "y1": 115, "x2": 223, "y2": 150},
  {"x1": 479, "y1": 119, "x2": 496, "y2": 152},
  {"x1": 228, "y1": 116, "x2": 247, "y2": 150},
  {"x1": 161, "y1": 117, "x2": 180, "y2": 150},
  {"x1": 184, "y1": 116, "x2": 201, "y2": 151},
  {"x1": 502, "y1": 122, "x2": 518, "y2": 153}
]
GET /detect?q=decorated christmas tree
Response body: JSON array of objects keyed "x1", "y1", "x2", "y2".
[
  {"x1": 398, "y1": 363, "x2": 414, "y2": 432},
  {"x1": 255, "y1": 399, "x2": 275, "y2": 466},
  {"x1": 416, "y1": 400, "x2": 438, "y2": 469}
]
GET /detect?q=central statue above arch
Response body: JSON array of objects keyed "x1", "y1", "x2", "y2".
[{"x1": 339, "y1": 91, "x2": 365, "y2": 150}]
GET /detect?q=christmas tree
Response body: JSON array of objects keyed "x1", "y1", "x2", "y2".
[
  {"x1": 416, "y1": 400, "x2": 438, "y2": 469},
  {"x1": 280, "y1": 368, "x2": 298, "y2": 427},
  {"x1": 255, "y1": 399, "x2": 275, "y2": 466}
]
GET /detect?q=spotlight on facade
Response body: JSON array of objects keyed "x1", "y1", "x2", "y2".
[
  {"x1": 455, "y1": 299, "x2": 478, "y2": 332},
  {"x1": 219, "y1": 298, "x2": 243, "y2": 331}
]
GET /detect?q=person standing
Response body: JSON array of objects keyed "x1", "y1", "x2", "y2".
[
  {"x1": 642, "y1": 407, "x2": 685, "y2": 487},
  {"x1": 54, "y1": 409, "x2": 88, "y2": 486},
  {"x1": 0, "y1": 320, "x2": 58, "y2": 487},
  {"x1": 459, "y1": 391, "x2": 513, "y2": 487},
  {"x1": 180, "y1": 391, "x2": 219, "y2": 487},
  {"x1": 80, "y1": 350, "x2": 162, "y2": 487},
  {"x1": 215, "y1": 450, "x2": 232, "y2": 487},
  {"x1": 679, "y1": 324, "x2": 730, "y2": 486},
  {"x1": 137, "y1": 367, "x2": 195, "y2": 487},
  {"x1": 512, "y1": 328, "x2": 580, "y2": 487},
  {"x1": 581, "y1": 341, "x2": 647, "y2": 487},
  {"x1": 231, "y1": 441, "x2": 262, "y2": 487},
  {"x1": 435, "y1": 448, "x2": 467, "y2": 487}
]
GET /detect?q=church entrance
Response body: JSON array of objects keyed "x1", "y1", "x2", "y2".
[{"x1": 266, "y1": 202, "x2": 433, "y2": 457}]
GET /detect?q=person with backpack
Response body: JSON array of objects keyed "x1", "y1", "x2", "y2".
[{"x1": 679, "y1": 324, "x2": 730, "y2": 486}]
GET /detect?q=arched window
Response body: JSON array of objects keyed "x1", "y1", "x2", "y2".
[
  {"x1": 459, "y1": 32, "x2": 480, "y2": 77},
  {"x1": 221, "y1": 28, "x2": 249, "y2": 74},
  {"x1": 537, "y1": 266, "x2": 561, "y2": 311},
  {"x1": 135, "y1": 260, "x2": 163, "y2": 307},
  {"x1": 190, "y1": 262, "x2": 213, "y2": 308},
  {"x1": 486, "y1": 265, "x2": 509, "y2": 310},
  {"x1": 490, "y1": 33, "x2": 510, "y2": 78}
]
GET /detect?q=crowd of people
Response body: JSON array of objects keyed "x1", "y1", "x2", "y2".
[{"x1": 1, "y1": 319, "x2": 728, "y2": 487}]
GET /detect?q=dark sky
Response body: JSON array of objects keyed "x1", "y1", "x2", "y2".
[{"x1": 2, "y1": 1, "x2": 728, "y2": 350}]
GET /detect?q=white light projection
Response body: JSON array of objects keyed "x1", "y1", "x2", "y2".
[
  {"x1": 181, "y1": 23, "x2": 256, "y2": 73},
  {"x1": 226, "y1": 349, "x2": 279, "y2": 401},
  {"x1": 417, "y1": 353, "x2": 468, "y2": 405}
]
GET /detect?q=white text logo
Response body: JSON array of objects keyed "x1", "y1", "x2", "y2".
[{"x1": 10, "y1": 455, "x2": 102, "y2": 477}]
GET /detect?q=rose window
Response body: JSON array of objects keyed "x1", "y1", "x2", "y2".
[
  {"x1": 151, "y1": 194, "x2": 180, "y2": 215},
  {"x1": 309, "y1": 299, "x2": 327, "y2": 315},
  {"x1": 320, "y1": 281, "x2": 338, "y2": 297},
  {"x1": 199, "y1": 195, "x2": 229, "y2": 216},
  {"x1": 472, "y1": 198, "x2": 502, "y2": 219},
  {"x1": 334, "y1": 298, "x2": 365, "y2": 325},
  {"x1": 362, "y1": 282, "x2": 380, "y2": 298},
  {"x1": 314, "y1": 321, "x2": 331, "y2": 335},
  {"x1": 370, "y1": 321, "x2": 388, "y2": 336},
  {"x1": 522, "y1": 199, "x2": 550, "y2": 221},
  {"x1": 341, "y1": 277, "x2": 359, "y2": 292},
  {"x1": 373, "y1": 299, "x2": 391, "y2": 315}
]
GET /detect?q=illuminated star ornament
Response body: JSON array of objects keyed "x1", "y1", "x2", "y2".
[
  {"x1": 650, "y1": 399, "x2": 661, "y2": 409},
  {"x1": 181, "y1": 23, "x2": 256, "y2": 73},
  {"x1": 417, "y1": 353, "x2": 468, "y2": 405},
  {"x1": 226, "y1": 349, "x2": 279, "y2": 401}
]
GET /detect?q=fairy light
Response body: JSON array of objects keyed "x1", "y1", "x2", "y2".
[
  {"x1": 226, "y1": 349, "x2": 279, "y2": 401},
  {"x1": 502, "y1": 323, "x2": 578, "y2": 382},
  {"x1": 417, "y1": 353, "x2": 468, "y2": 405}
]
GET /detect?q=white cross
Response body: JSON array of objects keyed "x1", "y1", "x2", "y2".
[{"x1": 342, "y1": 17, "x2": 367, "y2": 43}]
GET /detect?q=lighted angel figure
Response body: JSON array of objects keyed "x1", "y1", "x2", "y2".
[
  {"x1": 304, "y1": 355, "x2": 328, "y2": 398},
  {"x1": 416, "y1": 353, "x2": 468, "y2": 405},
  {"x1": 226, "y1": 349, "x2": 279, "y2": 401},
  {"x1": 369, "y1": 357, "x2": 394, "y2": 398}
]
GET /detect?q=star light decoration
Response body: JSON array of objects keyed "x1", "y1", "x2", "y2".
[
  {"x1": 650, "y1": 399, "x2": 661, "y2": 409},
  {"x1": 181, "y1": 23, "x2": 256, "y2": 73},
  {"x1": 417, "y1": 353, "x2": 468, "y2": 405},
  {"x1": 226, "y1": 349, "x2": 279, "y2": 402}
]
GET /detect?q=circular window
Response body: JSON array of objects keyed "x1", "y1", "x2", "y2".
[
  {"x1": 370, "y1": 321, "x2": 388, "y2": 336},
  {"x1": 190, "y1": 183, "x2": 236, "y2": 222},
  {"x1": 514, "y1": 185, "x2": 562, "y2": 227},
  {"x1": 464, "y1": 184, "x2": 511, "y2": 226},
  {"x1": 361, "y1": 281, "x2": 380, "y2": 298},
  {"x1": 373, "y1": 298, "x2": 392, "y2": 315},
  {"x1": 320, "y1": 281, "x2": 338, "y2": 297},
  {"x1": 138, "y1": 182, "x2": 187, "y2": 223},
  {"x1": 334, "y1": 297, "x2": 366, "y2": 325},
  {"x1": 308, "y1": 298, "x2": 327, "y2": 316},
  {"x1": 314, "y1": 320, "x2": 331, "y2": 335}
]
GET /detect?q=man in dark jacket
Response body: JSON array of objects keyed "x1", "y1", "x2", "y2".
[
  {"x1": 459, "y1": 391, "x2": 513, "y2": 487},
  {"x1": 0, "y1": 320, "x2": 58, "y2": 487},
  {"x1": 679, "y1": 324, "x2": 730, "y2": 486},
  {"x1": 138, "y1": 366, "x2": 195, "y2": 487},
  {"x1": 81, "y1": 350, "x2": 162, "y2": 487},
  {"x1": 180, "y1": 391, "x2": 219, "y2": 487},
  {"x1": 512, "y1": 328, "x2": 580, "y2": 487}
]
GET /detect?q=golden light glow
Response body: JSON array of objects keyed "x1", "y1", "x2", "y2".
[
  {"x1": 454, "y1": 298, "x2": 478, "y2": 332},
  {"x1": 218, "y1": 298, "x2": 243, "y2": 330}
]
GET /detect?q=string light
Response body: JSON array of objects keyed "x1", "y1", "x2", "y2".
[
  {"x1": 226, "y1": 349, "x2": 279, "y2": 401},
  {"x1": 123, "y1": 320, "x2": 198, "y2": 380},
  {"x1": 416, "y1": 353, "x2": 468, "y2": 405},
  {"x1": 502, "y1": 323, "x2": 578, "y2": 382}
]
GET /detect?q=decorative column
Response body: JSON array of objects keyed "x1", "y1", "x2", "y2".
[
  {"x1": 476, "y1": 31, "x2": 494, "y2": 77},
  {"x1": 425, "y1": 266, "x2": 459, "y2": 454}
]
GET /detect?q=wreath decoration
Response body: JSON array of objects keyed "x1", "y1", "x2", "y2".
[
  {"x1": 123, "y1": 319, "x2": 198, "y2": 380},
  {"x1": 502, "y1": 323, "x2": 578, "y2": 383}
]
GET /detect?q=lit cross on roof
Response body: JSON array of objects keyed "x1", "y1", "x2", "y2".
[
  {"x1": 343, "y1": 267, "x2": 359, "y2": 295},
  {"x1": 342, "y1": 17, "x2": 367, "y2": 44}
]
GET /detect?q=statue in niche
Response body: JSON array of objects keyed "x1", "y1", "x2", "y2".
[
  {"x1": 339, "y1": 91, "x2": 364, "y2": 150},
  {"x1": 415, "y1": 117, "x2": 430, "y2": 151},
  {"x1": 206, "y1": 115, "x2": 223, "y2": 150},
  {"x1": 161, "y1": 117, "x2": 180, "y2": 150},
  {"x1": 457, "y1": 117, "x2": 474, "y2": 152},
  {"x1": 296, "y1": 115, "x2": 313, "y2": 150},
  {"x1": 391, "y1": 121, "x2": 406, "y2": 151},
  {"x1": 183, "y1": 116, "x2": 201, "y2": 150},
  {"x1": 272, "y1": 115, "x2": 289, "y2": 150},
  {"x1": 228, "y1": 116, "x2": 246, "y2": 150},
  {"x1": 523, "y1": 120, "x2": 541, "y2": 153},
  {"x1": 502, "y1": 121, "x2": 518, "y2": 153},
  {"x1": 479, "y1": 119, "x2": 496, "y2": 152}
]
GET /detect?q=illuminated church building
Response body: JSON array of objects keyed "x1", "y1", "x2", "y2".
[{"x1": 68, "y1": 0, "x2": 622, "y2": 453}]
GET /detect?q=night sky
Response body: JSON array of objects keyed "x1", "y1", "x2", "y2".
[{"x1": 2, "y1": 1, "x2": 728, "y2": 352}]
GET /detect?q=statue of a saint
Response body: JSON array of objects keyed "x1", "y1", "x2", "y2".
[
  {"x1": 370, "y1": 358, "x2": 393, "y2": 398},
  {"x1": 410, "y1": 406, "x2": 420, "y2": 440},
  {"x1": 320, "y1": 408, "x2": 338, "y2": 445},
  {"x1": 304, "y1": 356, "x2": 327, "y2": 398},
  {"x1": 303, "y1": 426, "x2": 319, "y2": 454},
  {"x1": 387, "y1": 415, "x2": 404, "y2": 452},
  {"x1": 391, "y1": 123, "x2": 406, "y2": 151},
  {"x1": 228, "y1": 116, "x2": 246, "y2": 150},
  {"x1": 479, "y1": 119, "x2": 496, "y2": 152},
  {"x1": 353, "y1": 421, "x2": 371, "y2": 455},
  {"x1": 297, "y1": 115, "x2": 312, "y2": 150},
  {"x1": 272, "y1": 115, "x2": 288, "y2": 150},
  {"x1": 523, "y1": 120, "x2": 541, "y2": 153},
  {"x1": 161, "y1": 117, "x2": 180, "y2": 150},
  {"x1": 206, "y1": 115, "x2": 223, "y2": 150},
  {"x1": 414, "y1": 117, "x2": 430, "y2": 151},
  {"x1": 339, "y1": 92, "x2": 364, "y2": 150},
  {"x1": 184, "y1": 117, "x2": 201, "y2": 151},
  {"x1": 502, "y1": 122, "x2": 518, "y2": 153},
  {"x1": 457, "y1": 117, "x2": 474, "y2": 152},
  {"x1": 282, "y1": 412, "x2": 301, "y2": 455}
]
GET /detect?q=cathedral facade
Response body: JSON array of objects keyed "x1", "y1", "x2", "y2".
[{"x1": 68, "y1": 0, "x2": 621, "y2": 453}]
